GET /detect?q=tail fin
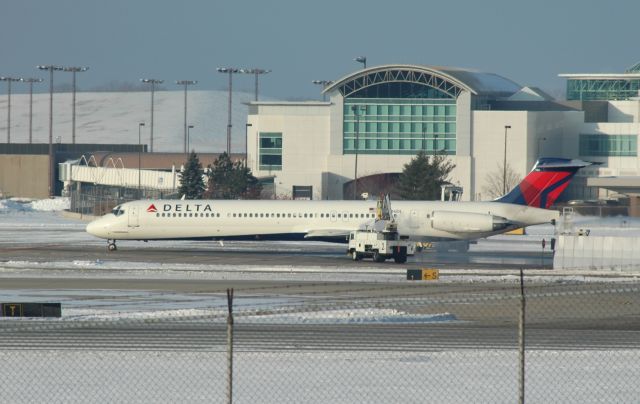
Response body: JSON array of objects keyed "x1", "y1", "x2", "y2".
[{"x1": 495, "y1": 158, "x2": 594, "y2": 209}]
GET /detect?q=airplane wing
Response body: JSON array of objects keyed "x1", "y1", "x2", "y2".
[
  {"x1": 304, "y1": 229, "x2": 351, "y2": 239},
  {"x1": 304, "y1": 220, "x2": 378, "y2": 239}
]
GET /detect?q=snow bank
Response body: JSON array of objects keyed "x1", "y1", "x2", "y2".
[{"x1": 0, "y1": 197, "x2": 69, "y2": 212}]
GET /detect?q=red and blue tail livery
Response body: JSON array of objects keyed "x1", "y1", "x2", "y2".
[{"x1": 495, "y1": 158, "x2": 595, "y2": 209}]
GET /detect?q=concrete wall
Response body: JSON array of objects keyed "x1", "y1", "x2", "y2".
[
  {"x1": 472, "y1": 111, "x2": 529, "y2": 201},
  {"x1": 472, "y1": 110, "x2": 585, "y2": 201},
  {"x1": 554, "y1": 235, "x2": 640, "y2": 272},
  {"x1": 248, "y1": 102, "x2": 331, "y2": 200},
  {"x1": 0, "y1": 155, "x2": 49, "y2": 198}
]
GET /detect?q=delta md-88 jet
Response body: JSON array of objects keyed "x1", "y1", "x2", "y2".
[{"x1": 86, "y1": 158, "x2": 592, "y2": 252}]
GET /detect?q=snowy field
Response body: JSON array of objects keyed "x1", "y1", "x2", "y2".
[
  {"x1": 2, "y1": 198, "x2": 640, "y2": 403},
  {"x1": 1, "y1": 349, "x2": 638, "y2": 404},
  {"x1": 1, "y1": 90, "x2": 267, "y2": 153}
]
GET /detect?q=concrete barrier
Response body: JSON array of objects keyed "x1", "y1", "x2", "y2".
[{"x1": 553, "y1": 235, "x2": 640, "y2": 272}]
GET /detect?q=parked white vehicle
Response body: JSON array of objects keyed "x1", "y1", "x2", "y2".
[{"x1": 347, "y1": 228, "x2": 415, "y2": 264}]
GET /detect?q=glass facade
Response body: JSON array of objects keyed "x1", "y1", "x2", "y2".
[
  {"x1": 579, "y1": 134, "x2": 637, "y2": 157},
  {"x1": 259, "y1": 132, "x2": 282, "y2": 171},
  {"x1": 343, "y1": 97, "x2": 456, "y2": 155},
  {"x1": 566, "y1": 79, "x2": 640, "y2": 101}
]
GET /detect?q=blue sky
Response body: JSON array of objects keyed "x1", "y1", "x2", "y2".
[{"x1": 1, "y1": 0, "x2": 638, "y2": 99}]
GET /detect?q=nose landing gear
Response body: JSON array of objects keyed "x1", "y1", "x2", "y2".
[{"x1": 107, "y1": 240, "x2": 117, "y2": 252}]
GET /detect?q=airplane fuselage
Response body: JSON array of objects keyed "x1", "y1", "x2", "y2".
[{"x1": 86, "y1": 199, "x2": 558, "y2": 243}]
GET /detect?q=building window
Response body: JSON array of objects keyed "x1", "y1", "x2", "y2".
[
  {"x1": 579, "y1": 134, "x2": 637, "y2": 157},
  {"x1": 567, "y1": 79, "x2": 640, "y2": 101},
  {"x1": 259, "y1": 132, "x2": 282, "y2": 171},
  {"x1": 343, "y1": 97, "x2": 456, "y2": 155}
]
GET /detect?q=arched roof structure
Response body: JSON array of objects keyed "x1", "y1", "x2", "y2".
[
  {"x1": 323, "y1": 64, "x2": 521, "y2": 99},
  {"x1": 626, "y1": 61, "x2": 640, "y2": 73}
]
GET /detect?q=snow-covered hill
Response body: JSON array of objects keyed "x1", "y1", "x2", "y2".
[{"x1": 0, "y1": 90, "x2": 270, "y2": 153}]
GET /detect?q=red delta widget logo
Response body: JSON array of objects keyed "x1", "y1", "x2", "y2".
[{"x1": 147, "y1": 204, "x2": 158, "y2": 213}]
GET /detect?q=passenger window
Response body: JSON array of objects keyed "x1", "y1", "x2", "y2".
[
  {"x1": 173, "y1": 213, "x2": 176, "y2": 217},
  {"x1": 288, "y1": 213, "x2": 292, "y2": 218}
]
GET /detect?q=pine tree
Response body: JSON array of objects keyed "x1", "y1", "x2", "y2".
[
  {"x1": 177, "y1": 152, "x2": 205, "y2": 199},
  {"x1": 204, "y1": 152, "x2": 262, "y2": 199},
  {"x1": 396, "y1": 152, "x2": 455, "y2": 200}
]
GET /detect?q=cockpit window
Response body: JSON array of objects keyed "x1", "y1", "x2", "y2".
[{"x1": 111, "y1": 206, "x2": 125, "y2": 216}]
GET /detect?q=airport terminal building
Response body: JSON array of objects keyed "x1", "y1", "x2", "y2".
[
  {"x1": 247, "y1": 64, "x2": 584, "y2": 201},
  {"x1": 4, "y1": 62, "x2": 640, "y2": 212},
  {"x1": 559, "y1": 63, "x2": 640, "y2": 211}
]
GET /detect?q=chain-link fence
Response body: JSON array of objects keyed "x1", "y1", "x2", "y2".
[
  {"x1": 1, "y1": 279, "x2": 639, "y2": 403},
  {"x1": 67, "y1": 185, "x2": 177, "y2": 216}
]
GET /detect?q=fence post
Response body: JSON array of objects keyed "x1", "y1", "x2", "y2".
[
  {"x1": 518, "y1": 269, "x2": 526, "y2": 404},
  {"x1": 226, "y1": 288, "x2": 234, "y2": 404}
]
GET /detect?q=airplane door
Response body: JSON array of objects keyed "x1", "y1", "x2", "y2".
[
  {"x1": 128, "y1": 205, "x2": 140, "y2": 227},
  {"x1": 409, "y1": 210, "x2": 419, "y2": 228}
]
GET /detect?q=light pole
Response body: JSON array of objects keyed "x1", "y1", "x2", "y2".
[
  {"x1": 0, "y1": 77, "x2": 20, "y2": 143},
  {"x1": 312, "y1": 80, "x2": 334, "y2": 101},
  {"x1": 239, "y1": 68, "x2": 271, "y2": 101},
  {"x1": 537, "y1": 137, "x2": 547, "y2": 159},
  {"x1": 37, "y1": 64, "x2": 63, "y2": 197},
  {"x1": 176, "y1": 80, "x2": 197, "y2": 153},
  {"x1": 187, "y1": 124, "x2": 194, "y2": 152},
  {"x1": 20, "y1": 78, "x2": 43, "y2": 144},
  {"x1": 244, "y1": 123, "x2": 252, "y2": 167},
  {"x1": 217, "y1": 67, "x2": 241, "y2": 155},
  {"x1": 352, "y1": 105, "x2": 366, "y2": 200},
  {"x1": 503, "y1": 125, "x2": 512, "y2": 195},
  {"x1": 354, "y1": 56, "x2": 367, "y2": 69},
  {"x1": 138, "y1": 122, "x2": 145, "y2": 197},
  {"x1": 62, "y1": 66, "x2": 88, "y2": 144},
  {"x1": 140, "y1": 78, "x2": 163, "y2": 152}
]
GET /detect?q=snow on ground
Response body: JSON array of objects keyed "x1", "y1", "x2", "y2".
[
  {"x1": 1, "y1": 349, "x2": 638, "y2": 404},
  {"x1": 2, "y1": 202, "x2": 640, "y2": 402},
  {"x1": 0, "y1": 196, "x2": 70, "y2": 212},
  {"x1": 1, "y1": 199, "x2": 640, "y2": 322}
]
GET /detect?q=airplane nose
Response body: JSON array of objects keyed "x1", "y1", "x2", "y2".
[{"x1": 86, "y1": 220, "x2": 106, "y2": 238}]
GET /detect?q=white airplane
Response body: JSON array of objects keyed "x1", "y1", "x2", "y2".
[{"x1": 86, "y1": 158, "x2": 592, "y2": 252}]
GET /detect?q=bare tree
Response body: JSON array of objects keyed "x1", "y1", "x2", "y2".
[{"x1": 482, "y1": 162, "x2": 521, "y2": 200}]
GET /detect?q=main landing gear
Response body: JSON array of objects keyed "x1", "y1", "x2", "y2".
[{"x1": 107, "y1": 239, "x2": 117, "y2": 252}]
